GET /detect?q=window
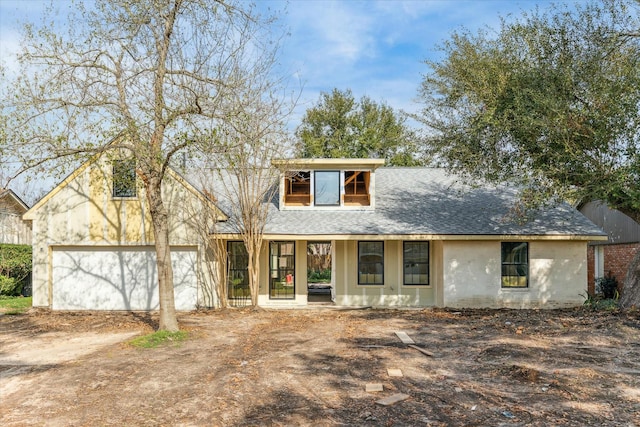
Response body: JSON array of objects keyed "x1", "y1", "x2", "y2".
[
  {"x1": 344, "y1": 171, "x2": 370, "y2": 206},
  {"x1": 501, "y1": 242, "x2": 529, "y2": 288},
  {"x1": 284, "y1": 171, "x2": 311, "y2": 206},
  {"x1": 270, "y1": 241, "x2": 295, "y2": 299},
  {"x1": 314, "y1": 171, "x2": 340, "y2": 206},
  {"x1": 404, "y1": 241, "x2": 429, "y2": 285},
  {"x1": 358, "y1": 241, "x2": 384, "y2": 285},
  {"x1": 228, "y1": 241, "x2": 249, "y2": 300},
  {"x1": 112, "y1": 159, "x2": 137, "y2": 198}
]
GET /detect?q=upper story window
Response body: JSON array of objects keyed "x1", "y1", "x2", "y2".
[
  {"x1": 344, "y1": 171, "x2": 370, "y2": 206},
  {"x1": 273, "y1": 158, "x2": 384, "y2": 210},
  {"x1": 285, "y1": 171, "x2": 311, "y2": 206},
  {"x1": 112, "y1": 159, "x2": 137, "y2": 198},
  {"x1": 314, "y1": 171, "x2": 340, "y2": 206}
]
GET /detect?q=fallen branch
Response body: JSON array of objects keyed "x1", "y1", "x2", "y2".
[{"x1": 408, "y1": 344, "x2": 434, "y2": 357}]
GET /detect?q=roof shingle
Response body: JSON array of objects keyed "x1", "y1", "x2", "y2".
[{"x1": 214, "y1": 167, "x2": 604, "y2": 237}]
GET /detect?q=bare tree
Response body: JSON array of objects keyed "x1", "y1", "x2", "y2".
[
  {"x1": 183, "y1": 188, "x2": 229, "y2": 309},
  {"x1": 193, "y1": 78, "x2": 295, "y2": 307},
  {"x1": 2, "y1": 0, "x2": 288, "y2": 330}
]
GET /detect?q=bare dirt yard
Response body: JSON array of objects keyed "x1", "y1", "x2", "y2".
[{"x1": 1, "y1": 306, "x2": 639, "y2": 426}]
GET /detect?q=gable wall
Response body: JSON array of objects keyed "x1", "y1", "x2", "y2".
[
  {"x1": 30, "y1": 158, "x2": 213, "y2": 308},
  {"x1": 0, "y1": 196, "x2": 31, "y2": 245}
]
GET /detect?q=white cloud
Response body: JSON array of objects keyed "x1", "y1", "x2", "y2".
[
  {"x1": 285, "y1": 1, "x2": 377, "y2": 68},
  {"x1": 275, "y1": 0, "x2": 570, "y2": 128}
]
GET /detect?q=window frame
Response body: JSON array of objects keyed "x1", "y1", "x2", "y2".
[
  {"x1": 403, "y1": 241, "x2": 430, "y2": 286},
  {"x1": 112, "y1": 159, "x2": 137, "y2": 199},
  {"x1": 314, "y1": 170, "x2": 341, "y2": 206},
  {"x1": 358, "y1": 241, "x2": 384, "y2": 286},
  {"x1": 343, "y1": 170, "x2": 371, "y2": 206},
  {"x1": 269, "y1": 241, "x2": 296, "y2": 299},
  {"x1": 227, "y1": 241, "x2": 250, "y2": 300},
  {"x1": 284, "y1": 170, "x2": 311, "y2": 206},
  {"x1": 501, "y1": 242, "x2": 529, "y2": 288}
]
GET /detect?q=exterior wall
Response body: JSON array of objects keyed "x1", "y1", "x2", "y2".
[
  {"x1": 579, "y1": 201, "x2": 640, "y2": 244},
  {"x1": 587, "y1": 243, "x2": 640, "y2": 295},
  {"x1": 221, "y1": 238, "x2": 590, "y2": 309},
  {"x1": 0, "y1": 196, "x2": 31, "y2": 245},
  {"x1": 587, "y1": 246, "x2": 595, "y2": 294},
  {"x1": 581, "y1": 200, "x2": 640, "y2": 296},
  {"x1": 50, "y1": 246, "x2": 198, "y2": 310},
  {"x1": 442, "y1": 240, "x2": 587, "y2": 309},
  {"x1": 28, "y1": 158, "x2": 215, "y2": 309},
  {"x1": 255, "y1": 238, "x2": 436, "y2": 307},
  {"x1": 333, "y1": 240, "x2": 436, "y2": 307}
]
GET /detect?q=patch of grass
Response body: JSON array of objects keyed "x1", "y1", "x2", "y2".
[
  {"x1": 129, "y1": 330, "x2": 189, "y2": 348},
  {"x1": 0, "y1": 296, "x2": 32, "y2": 314}
]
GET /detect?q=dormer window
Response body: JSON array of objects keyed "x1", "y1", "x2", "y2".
[
  {"x1": 344, "y1": 171, "x2": 370, "y2": 206},
  {"x1": 285, "y1": 171, "x2": 311, "y2": 206},
  {"x1": 314, "y1": 171, "x2": 340, "y2": 206},
  {"x1": 273, "y1": 158, "x2": 385, "y2": 211}
]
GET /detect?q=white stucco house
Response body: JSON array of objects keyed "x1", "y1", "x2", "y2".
[{"x1": 23, "y1": 155, "x2": 606, "y2": 311}]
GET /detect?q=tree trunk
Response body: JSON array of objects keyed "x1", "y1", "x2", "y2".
[
  {"x1": 619, "y1": 247, "x2": 640, "y2": 310},
  {"x1": 247, "y1": 245, "x2": 260, "y2": 307},
  {"x1": 146, "y1": 176, "x2": 179, "y2": 331}
]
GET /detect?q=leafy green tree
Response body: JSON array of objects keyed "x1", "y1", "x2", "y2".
[
  {"x1": 296, "y1": 88, "x2": 423, "y2": 166},
  {"x1": 2, "y1": 0, "x2": 288, "y2": 330},
  {"x1": 416, "y1": 0, "x2": 640, "y2": 307}
]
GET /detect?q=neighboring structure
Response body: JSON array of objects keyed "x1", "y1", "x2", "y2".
[
  {"x1": 0, "y1": 188, "x2": 32, "y2": 245},
  {"x1": 23, "y1": 151, "x2": 223, "y2": 311},
  {"x1": 25, "y1": 157, "x2": 606, "y2": 311},
  {"x1": 579, "y1": 201, "x2": 640, "y2": 295}
]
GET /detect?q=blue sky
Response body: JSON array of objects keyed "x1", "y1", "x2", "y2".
[
  {"x1": 1, "y1": 0, "x2": 574, "y2": 126},
  {"x1": 0, "y1": 0, "x2": 577, "y2": 199},
  {"x1": 273, "y1": 0, "x2": 543, "y2": 120}
]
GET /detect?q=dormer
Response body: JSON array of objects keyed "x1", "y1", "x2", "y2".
[{"x1": 271, "y1": 159, "x2": 385, "y2": 211}]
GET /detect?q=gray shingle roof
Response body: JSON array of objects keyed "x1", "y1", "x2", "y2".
[{"x1": 214, "y1": 167, "x2": 605, "y2": 237}]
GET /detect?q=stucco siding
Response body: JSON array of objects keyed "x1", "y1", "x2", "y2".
[
  {"x1": 28, "y1": 157, "x2": 215, "y2": 310},
  {"x1": 442, "y1": 240, "x2": 587, "y2": 308},
  {"x1": 51, "y1": 246, "x2": 198, "y2": 310},
  {"x1": 31, "y1": 220, "x2": 48, "y2": 307},
  {"x1": 333, "y1": 240, "x2": 436, "y2": 307}
]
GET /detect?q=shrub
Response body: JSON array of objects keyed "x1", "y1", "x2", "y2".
[
  {"x1": 595, "y1": 273, "x2": 619, "y2": 299},
  {"x1": 0, "y1": 275, "x2": 22, "y2": 296},
  {"x1": 0, "y1": 244, "x2": 32, "y2": 296},
  {"x1": 308, "y1": 268, "x2": 331, "y2": 283}
]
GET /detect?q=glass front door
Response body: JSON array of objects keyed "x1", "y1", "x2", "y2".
[{"x1": 270, "y1": 241, "x2": 295, "y2": 299}]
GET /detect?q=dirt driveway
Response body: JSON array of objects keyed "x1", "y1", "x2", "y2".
[{"x1": 1, "y1": 307, "x2": 639, "y2": 426}]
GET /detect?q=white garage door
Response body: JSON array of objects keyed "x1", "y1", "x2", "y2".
[{"x1": 52, "y1": 246, "x2": 198, "y2": 311}]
